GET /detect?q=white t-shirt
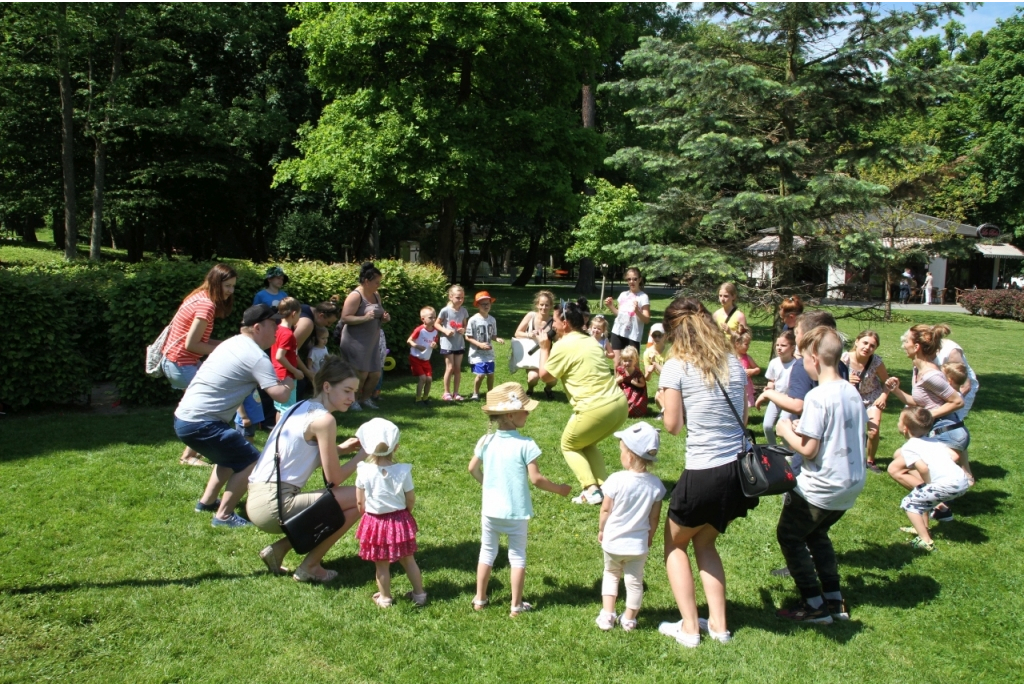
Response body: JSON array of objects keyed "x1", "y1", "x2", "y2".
[
  {"x1": 793, "y1": 380, "x2": 867, "y2": 511},
  {"x1": 601, "y1": 470, "x2": 666, "y2": 556},
  {"x1": 765, "y1": 357, "x2": 797, "y2": 395},
  {"x1": 175, "y1": 334, "x2": 280, "y2": 424},
  {"x1": 466, "y1": 313, "x2": 498, "y2": 364},
  {"x1": 900, "y1": 437, "x2": 968, "y2": 485},
  {"x1": 409, "y1": 325, "x2": 439, "y2": 361},
  {"x1": 250, "y1": 401, "x2": 329, "y2": 486},
  {"x1": 308, "y1": 346, "x2": 328, "y2": 374},
  {"x1": 658, "y1": 355, "x2": 749, "y2": 470},
  {"x1": 611, "y1": 290, "x2": 650, "y2": 342},
  {"x1": 355, "y1": 462, "x2": 414, "y2": 515}
]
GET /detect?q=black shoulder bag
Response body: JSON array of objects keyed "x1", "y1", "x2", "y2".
[
  {"x1": 712, "y1": 373, "x2": 797, "y2": 498},
  {"x1": 272, "y1": 401, "x2": 346, "y2": 554}
]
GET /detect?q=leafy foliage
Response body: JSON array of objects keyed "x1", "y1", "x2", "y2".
[{"x1": 958, "y1": 288, "x2": 1024, "y2": 320}]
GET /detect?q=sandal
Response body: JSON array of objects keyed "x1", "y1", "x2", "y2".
[
  {"x1": 373, "y1": 592, "x2": 394, "y2": 608},
  {"x1": 866, "y1": 460, "x2": 882, "y2": 473},
  {"x1": 293, "y1": 567, "x2": 338, "y2": 584},
  {"x1": 405, "y1": 591, "x2": 428, "y2": 607},
  {"x1": 442, "y1": 393, "x2": 454, "y2": 402},
  {"x1": 180, "y1": 455, "x2": 209, "y2": 467},
  {"x1": 510, "y1": 601, "x2": 533, "y2": 617},
  {"x1": 453, "y1": 394, "x2": 465, "y2": 402},
  {"x1": 259, "y1": 545, "x2": 291, "y2": 576},
  {"x1": 472, "y1": 596, "x2": 489, "y2": 611}
]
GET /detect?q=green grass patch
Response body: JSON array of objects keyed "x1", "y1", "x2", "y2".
[{"x1": 1, "y1": 285, "x2": 1022, "y2": 681}]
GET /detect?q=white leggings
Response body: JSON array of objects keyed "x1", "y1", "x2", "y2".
[
  {"x1": 479, "y1": 516, "x2": 528, "y2": 568},
  {"x1": 763, "y1": 401, "x2": 782, "y2": 445},
  {"x1": 602, "y1": 551, "x2": 648, "y2": 611}
]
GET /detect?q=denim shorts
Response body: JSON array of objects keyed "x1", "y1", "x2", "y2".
[
  {"x1": 472, "y1": 361, "x2": 496, "y2": 375},
  {"x1": 161, "y1": 358, "x2": 199, "y2": 391},
  {"x1": 930, "y1": 417, "x2": 971, "y2": 453},
  {"x1": 174, "y1": 418, "x2": 260, "y2": 472}
]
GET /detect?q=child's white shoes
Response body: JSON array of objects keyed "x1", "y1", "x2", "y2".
[
  {"x1": 618, "y1": 614, "x2": 638, "y2": 632},
  {"x1": 698, "y1": 617, "x2": 733, "y2": 643},
  {"x1": 595, "y1": 610, "x2": 617, "y2": 631}
]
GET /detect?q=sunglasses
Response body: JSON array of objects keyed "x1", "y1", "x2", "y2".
[
  {"x1": 626, "y1": 277, "x2": 639, "y2": 282},
  {"x1": 651, "y1": 333, "x2": 664, "y2": 338}
]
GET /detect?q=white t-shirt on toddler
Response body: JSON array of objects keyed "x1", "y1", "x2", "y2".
[
  {"x1": 355, "y1": 462, "x2": 414, "y2": 515},
  {"x1": 600, "y1": 470, "x2": 666, "y2": 556},
  {"x1": 900, "y1": 437, "x2": 968, "y2": 486},
  {"x1": 765, "y1": 357, "x2": 797, "y2": 395}
]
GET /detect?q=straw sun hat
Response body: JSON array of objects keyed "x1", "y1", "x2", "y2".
[{"x1": 481, "y1": 381, "x2": 539, "y2": 415}]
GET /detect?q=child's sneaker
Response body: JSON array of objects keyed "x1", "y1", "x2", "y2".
[
  {"x1": 363, "y1": 398, "x2": 379, "y2": 410},
  {"x1": 658, "y1": 620, "x2": 700, "y2": 648},
  {"x1": 469, "y1": 393, "x2": 480, "y2": 401},
  {"x1": 595, "y1": 610, "x2": 617, "y2": 631},
  {"x1": 775, "y1": 602, "x2": 833, "y2": 624},
  {"x1": 930, "y1": 505, "x2": 953, "y2": 522},
  {"x1": 571, "y1": 488, "x2": 604, "y2": 505},
  {"x1": 826, "y1": 599, "x2": 851, "y2": 621},
  {"x1": 349, "y1": 400, "x2": 363, "y2": 412},
  {"x1": 618, "y1": 615, "x2": 638, "y2": 632},
  {"x1": 910, "y1": 536, "x2": 935, "y2": 551},
  {"x1": 697, "y1": 617, "x2": 733, "y2": 643}
]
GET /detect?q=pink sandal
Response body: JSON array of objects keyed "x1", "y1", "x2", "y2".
[
  {"x1": 442, "y1": 392, "x2": 454, "y2": 402},
  {"x1": 453, "y1": 394, "x2": 465, "y2": 402}
]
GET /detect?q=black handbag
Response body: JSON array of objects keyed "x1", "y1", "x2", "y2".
[
  {"x1": 713, "y1": 373, "x2": 797, "y2": 498},
  {"x1": 272, "y1": 401, "x2": 346, "y2": 555}
]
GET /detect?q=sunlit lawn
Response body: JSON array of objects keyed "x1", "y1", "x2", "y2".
[{"x1": 1, "y1": 284, "x2": 1021, "y2": 682}]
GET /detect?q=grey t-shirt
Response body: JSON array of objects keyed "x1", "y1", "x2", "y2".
[
  {"x1": 793, "y1": 380, "x2": 867, "y2": 511},
  {"x1": 658, "y1": 354, "x2": 748, "y2": 470},
  {"x1": 466, "y1": 313, "x2": 497, "y2": 364},
  {"x1": 437, "y1": 305, "x2": 469, "y2": 352},
  {"x1": 174, "y1": 334, "x2": 280, "y2": 425}
]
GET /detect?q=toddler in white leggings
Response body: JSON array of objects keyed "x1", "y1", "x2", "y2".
[
  {"x1": 468, "y1": 382, "x2": 571, "y2": 617},
  {"x1": 596, "y1": 422, "x2": 666, "y2": 631}
]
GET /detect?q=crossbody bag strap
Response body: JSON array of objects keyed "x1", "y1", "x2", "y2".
[
  {"x1": 724, "y1": 307, "x2": 738, "y2": 325},
  {"x1": 711, "y1": 371, "x2": 756, "y2": 448},
  {"x1": 273, "y1": 400, "x2": 309, "y2": 525}
]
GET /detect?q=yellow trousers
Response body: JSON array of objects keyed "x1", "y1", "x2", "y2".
[{"x1": 560, "y1": 396, "x2": 629, "y2": 489}]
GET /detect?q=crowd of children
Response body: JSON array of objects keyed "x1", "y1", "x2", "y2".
[{"x1": 191, "y1": 269, "x2": 981, "y2": 642}]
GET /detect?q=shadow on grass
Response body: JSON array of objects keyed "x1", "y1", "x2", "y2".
[
  {"x1": 954, "y1": 488, "x2": 1010, "y2": 517},
  {"x1": 843, "y1": 571, "x2": 941, "y2": 609},
  {"x1": 2, "y1": 570, "x2": 264, "y2": 596},
  {"x1": 971, "y1": 373, "x2": 1024, "y2": 414},
  {"x1": 968, "y1": 461, "x2": 1008, "y2": 481},
  {"x1": 839, "y1": 541, "x2": 917, "y2": 571}
]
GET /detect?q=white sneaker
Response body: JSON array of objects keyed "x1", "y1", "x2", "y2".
[
  {"x1": 698, "y1": 617, "x2": 733, "y2": 644},
  {"x1": 349, "y1": 400, "x2": 363, "y2": 412},
  {"x1": 571, "y1": 488, "x2": 604, "y2": 505},
  {"x1": 595, "y1": 611, "x2": 617, "y2": 631},
  {"x1": 658, "y1": 620, "x2": 700, "y2": 648},
  {"x1": 363, "y1": 398, "x2": 379, "y2": 409}
]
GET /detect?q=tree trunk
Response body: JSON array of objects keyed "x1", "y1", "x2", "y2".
[
  {"x1": 90, "y1": 4, "x2": 124, "y2": 262},
  {"x1": 512, "y1": 231, "x2": 542, "y2": 287},
  {"x1": 581, "y1": 82, "x2": 596, "y2": 129},
  {"x1": 884, "y1": 267, "x2": 893, "y2": 322},
  {"x1": 575, "y1": 257, "x2": 596, "y2": 294},
  {"x1": 109, "y1": 215, "x2": 117, "y2": 250},
  {"x1": 52, "y1": 209, "x2": 65, "y2": 249},
  {"x1": 459, "y1": 219, "x2": 474, "y2": 287},
  {"x1": 18, "y1": 213, "x2": 39, "y2": 244},
  {"x1": 58, "y1": 5, "x2": 77, "y2": 261},
  {"x1": 437, "y1": 196, "x2": 457, "y2": 283}
]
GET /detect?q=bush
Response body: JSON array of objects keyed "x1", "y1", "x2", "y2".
[
  {"x1": 0, "y1": 259, "x2": 448, "y2": 409},
  {"x1": 958, "y1": 289, "x2": 1024, "y2": 321}
]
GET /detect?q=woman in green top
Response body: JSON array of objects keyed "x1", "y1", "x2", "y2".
[{"x1": 538, "y1": 300, "x2": 629, "y2": 505}]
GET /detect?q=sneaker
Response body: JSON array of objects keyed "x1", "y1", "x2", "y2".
[
  {"x1": 899, "y1": 526, "x2": 919, "y2": 534},
  {"x1": 526, "y1": 387, "x2": 535, "y2": 397},
  {"x1": 658, "y1": 620, "x2": 700, "y2": 648},
  {"x1": 826, "y1": 598, "x2": 851, "y2": 621},
  {"x1": 618, "y1": 615, "x2": 638, "y2": 632},
  {"x1": 469, "y1": 394, "x2": 480, "y2": 402},
  {"x1": 595, "y1": 611, "x2": 617, "y2": 631},
  {"x1": 211, "y1": 513, "x2": 252, "y2": 529},
  {"x1": 910, "y1": 536, "x2": 935, "y2": 552},
  {"x1": 363, "y1": 398, "x2": 379, "y2": 410},
  {"x1": 571, "y1": 488, "x2": 604, "y2": 505},
  {"x1": 194, "y1": 498, "x2": 221, "y2": 513},
  {"x1": 931, "y1": 505, "x2": 953, "y2": 522},
  {"x1": 770, "y1": 566, "x2": 791, "y2": 578},
  {"x1": 866, "y1": 460, "x2": 882, "y2": 473},
  {"x1": 698, "y1": 617, "x2": 733, "y2": 643},
  {"x1": 544, "y1": 387, "x2": 555, "y2": 400},
  {"x1": 776, "y1": 602, "x2": 833, "y2": 624},
  {"x1": 349, "y1": 400, "x2": 363, "y2": 412}
]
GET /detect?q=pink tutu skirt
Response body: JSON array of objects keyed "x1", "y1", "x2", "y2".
[{"x1": 356, "y1": 509, "x2": 418, "y2": 562}]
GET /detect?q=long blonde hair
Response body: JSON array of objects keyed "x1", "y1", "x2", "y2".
[{"x1": 664, "y1": 297, "x2": 732, "y2": 387}]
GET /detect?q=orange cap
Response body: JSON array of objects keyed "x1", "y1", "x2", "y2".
[{"x1": 474, "y1": 291, "x2": 496, "y2": 306}]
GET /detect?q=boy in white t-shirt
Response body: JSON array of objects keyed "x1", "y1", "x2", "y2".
[
  {"x1": 774, "y1": 326, "x2": 867, "y2": 625},
  {"x1": 407, "y1": 306, "x2": 440, "y2": 406},
  {"x1": 887, "y1": 407, "x2": 970, "y2": 552},
  {"x1": 466, "y1": 292, "x2": 504, "y2": 401},
  {"x1": 763, "y1": 330, "x2": 797, "y2": 445},
  {"x1": 595, "y1": 422, "x2": 666, "y2": 632}
]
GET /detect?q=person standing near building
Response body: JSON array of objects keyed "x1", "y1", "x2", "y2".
[{"x1": 924, "y1": 271, "x2": 934, "y2": 305}]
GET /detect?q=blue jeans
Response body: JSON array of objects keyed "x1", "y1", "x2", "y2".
[
  {"x1": 173, "y1": 418, "x2": 259, "y2": 472},
  {"x1": 161, "y1": 358, "x2": 198, "y2": 390}
]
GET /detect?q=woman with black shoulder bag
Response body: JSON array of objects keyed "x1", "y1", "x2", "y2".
[{"x1": 247, "y1": 356, "x2": 366, "y2": 583}]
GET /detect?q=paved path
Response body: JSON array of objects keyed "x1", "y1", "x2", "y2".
[{"x1": 822, "y1": 300, "x2": 969, "y2": 314}]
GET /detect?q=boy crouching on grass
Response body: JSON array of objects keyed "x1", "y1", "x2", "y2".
[
  {"x1": 887, "y1": 407, "x2": 971, "y2": 552},
  {"x1": 774, "y1": 326, "x2": 867, "y2": 624}
]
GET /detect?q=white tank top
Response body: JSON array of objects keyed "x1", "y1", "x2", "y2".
[{"x1": 250, "y1": 400, "x2": 329, "y2": 487}]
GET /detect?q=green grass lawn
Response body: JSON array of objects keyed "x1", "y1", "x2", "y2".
[{"x1": 2, "y1": 284, "x2": 1022, "y2": 682}]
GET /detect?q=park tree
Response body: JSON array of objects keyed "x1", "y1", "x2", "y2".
[
  {"x1": 277, "y1": 3, "x2": 606, "y2": 284},
  {"x1": 603, "y1": 2, "x2": 967, "y2": 299}
]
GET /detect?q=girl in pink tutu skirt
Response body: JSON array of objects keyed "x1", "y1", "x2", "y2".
[{"x1": 354, "y1": 418, "x2": 426, "y2": 607}]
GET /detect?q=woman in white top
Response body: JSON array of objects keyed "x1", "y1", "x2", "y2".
[
  {"x1": 604, "y1": 267, "x2": 651, "y2": 368},
  {"x1": 932, "y1": 324, "x2": 980, "y2": 417},
  {"x1": 656, "y1": 298, "x2": 758, "y2": 648},
  {"x1": 247, "y1": 356, "x2": 366, "y2": 583}
]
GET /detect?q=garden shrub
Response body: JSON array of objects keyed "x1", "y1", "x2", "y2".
[
  {"x1": 0, "y1": 258, "x2": 448, "y2": 409},
  {"x1": 958, "y1": 289, "x2": 1024, "y2": 321}
]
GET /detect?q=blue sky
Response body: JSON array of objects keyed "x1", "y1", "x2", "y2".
[{"x1": 888, "y1": 2, "x2": 1023, "y2": 35}]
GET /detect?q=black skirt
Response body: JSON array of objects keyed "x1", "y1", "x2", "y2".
[{"x1": 667, "y1": 460, "x2": 759, "y2": 533}]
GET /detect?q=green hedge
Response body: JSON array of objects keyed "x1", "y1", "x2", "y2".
[{"x1": 0, "y1": 259, "x2": 448, "y2": 409}]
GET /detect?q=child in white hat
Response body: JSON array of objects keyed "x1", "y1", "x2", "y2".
[
  {"x1": 596, "y1": 421, "x2": 666, "y2": 631},
  {"x1": 354, "y1": 418, "x2": 427, "y2": 607},
  {"x1": 469, "y1": 382, "x2": 572, "y2": 617}
]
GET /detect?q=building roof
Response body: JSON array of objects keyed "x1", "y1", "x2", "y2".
[
  {"x1": 758, "y1": 212, "x2": 980, "y2": 237},
  {"x1": 976, "y1": 243, "x2": 1024, "y2": 259},
  {"x1": 745, "y1": 235, "x2": 808, "y2": 255}
]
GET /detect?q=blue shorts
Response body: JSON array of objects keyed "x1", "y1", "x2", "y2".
[
  {"x1": 161, "y1": 358, "x2": 199, "y2": 391},
  {"x1": 472, "y1": 361, "x2": 496, "y2": 375},
  {"x1": 930, "y1": 417, "x2": 971, "y2": 453},
  {"x1": 174, "y1": 418, "x2": 260, "y2": 472},
  {"x1": 273, "y1": 385, "x2": 298, "y2": 413},
  {"x1": 234, "y1": 421, "x2": 257, "y2": 438},
  {"x1": 235, "y1": 391, "x2": 264, "y2": 433}
]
